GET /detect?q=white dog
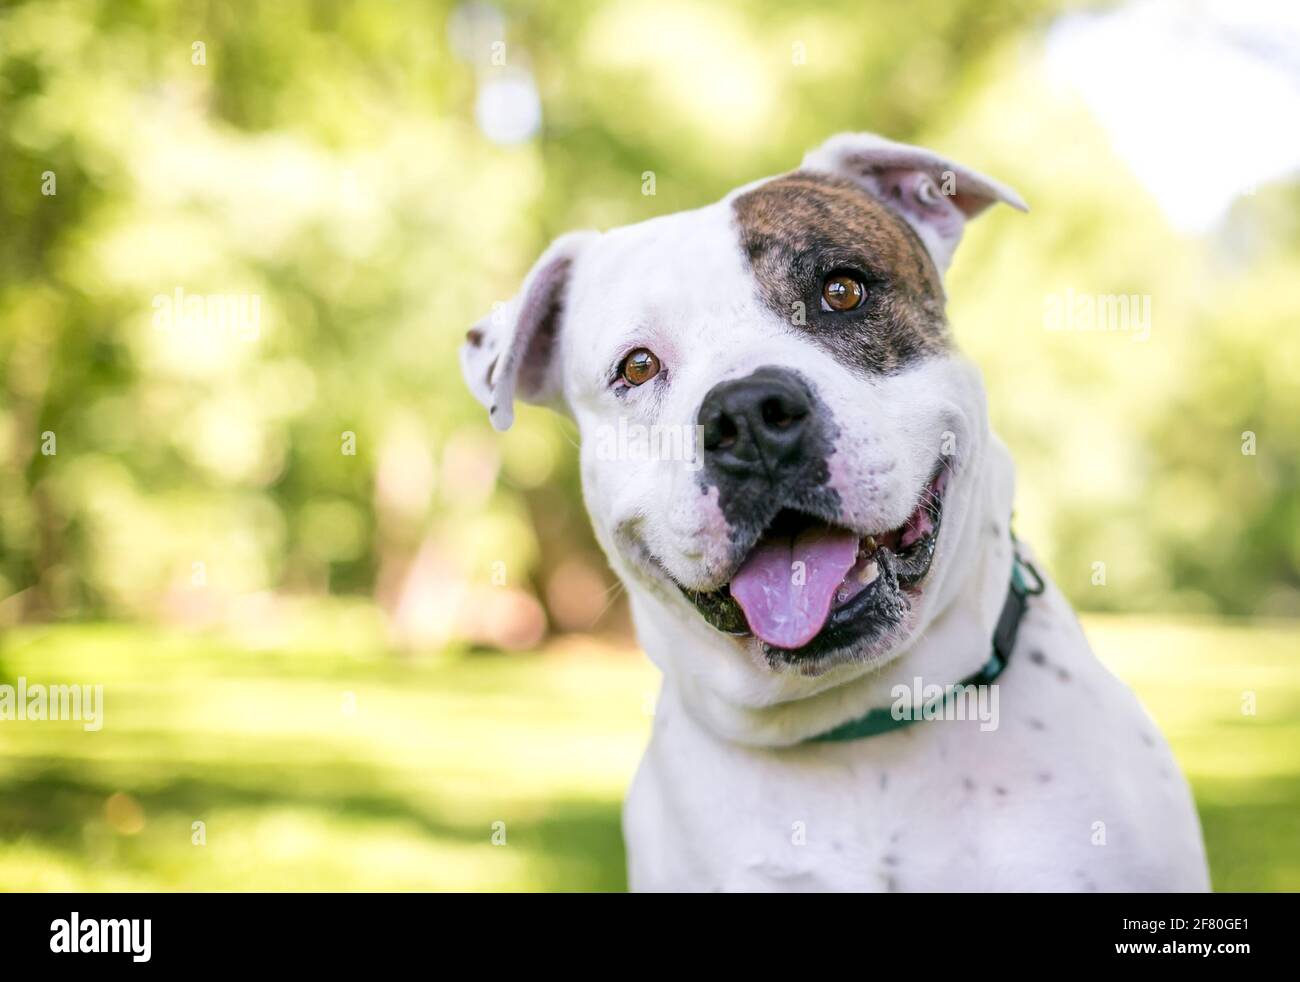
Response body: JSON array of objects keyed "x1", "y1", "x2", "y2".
[{"x1": 460, "y1": 133, "x2": 1209, "y2": 892}]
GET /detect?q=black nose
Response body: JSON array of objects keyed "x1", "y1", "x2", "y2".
[{"x1": 698, "y1": 367, "x2": 813, "y2": 477}]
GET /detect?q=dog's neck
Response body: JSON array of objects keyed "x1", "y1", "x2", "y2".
[{"x1": 633, "y1": 439, "x2": 1017, "y2": 748}]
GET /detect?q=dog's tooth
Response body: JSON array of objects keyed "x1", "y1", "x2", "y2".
[{"x1": 857, "y1": 559, "x2": 879, "y2": 585}]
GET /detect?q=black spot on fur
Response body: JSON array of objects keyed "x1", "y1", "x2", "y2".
[
  {"x1": 466, "y1": 327, "x2": 484, "y2": 347},
  {"x1": 994, "y1": 786, "x2": 1008, "y2": 796},
  {"x1": 1028, "y1": 649, "x2": 1070, "y2": 681}
]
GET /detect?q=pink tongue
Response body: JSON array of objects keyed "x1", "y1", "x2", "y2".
[{"x1": 729, "y1": 526, "x2": 860, "y2": 649}]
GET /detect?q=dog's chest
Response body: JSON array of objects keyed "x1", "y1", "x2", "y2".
[
  {"x1": 713, "y1": 737, "x2": 981, "y2": 892},
  {"x1": 628, "y1": 705, "x2": 1017, "y2": 892},
  {"x1": 623, "y1": 610, "x2": 1209, "y2": 893}
]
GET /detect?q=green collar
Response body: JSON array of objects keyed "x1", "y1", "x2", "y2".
[{"x1": 807, "y1": 548, "x2": 1044, "y2": 744}]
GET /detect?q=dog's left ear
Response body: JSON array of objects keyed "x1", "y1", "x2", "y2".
[
  {"x1": 802, "y1": 132, "x2": 1027, "y2": 273},
  {"x1": 460, "y1": 230, "x2": 597, "y2": 431}
]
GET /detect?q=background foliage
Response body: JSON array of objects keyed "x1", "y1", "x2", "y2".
[
  {"x1": 0, "y1": 0, "x2": 1297, "y2": 891},
  {"x1": 3, "y1": 0, "x2": 1296, "y2": 629}
]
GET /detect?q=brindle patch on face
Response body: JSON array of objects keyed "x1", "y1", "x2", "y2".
[{"x1": 733, "y1": 171, "x2": 951, "y2": 373}]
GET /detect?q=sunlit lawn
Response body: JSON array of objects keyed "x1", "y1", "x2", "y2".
[{"x1": 0, "y1": 616, "x2": 1296, "y2": 891}]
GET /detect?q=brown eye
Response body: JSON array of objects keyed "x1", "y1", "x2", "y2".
[
  {"x1": 620, "y1": 348, "x2": 661, "y2": 386},
  {"x1": 822, "y1": 272, "x2": 866, "y2": 311}
]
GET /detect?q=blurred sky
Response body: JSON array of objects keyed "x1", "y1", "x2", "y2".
[{"x1": 1045, "y1": 0, "x2": 1300, "y2": 231}]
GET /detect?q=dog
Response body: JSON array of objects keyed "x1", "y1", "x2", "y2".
[{"x1": 460, "y1": 132, "x2": 1210, "y2": 892}]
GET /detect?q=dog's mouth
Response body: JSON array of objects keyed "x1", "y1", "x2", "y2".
[{"x1": 679, "y1": 466, "x2": 949, "y2": 661}]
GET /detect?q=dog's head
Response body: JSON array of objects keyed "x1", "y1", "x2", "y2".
[{"x1": 461, "y1": 133, "x2": 1025, "y2": 684}]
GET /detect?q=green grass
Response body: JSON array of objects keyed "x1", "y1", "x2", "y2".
[
  {"x1": 0, "y1": 616, "x2": 1296, "y2": 891},
  {"x1": 1086, "y1": 617, "x2": 1300, "y2": 892}
]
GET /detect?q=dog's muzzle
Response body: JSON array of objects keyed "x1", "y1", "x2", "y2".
[
  {"x1": 678, "y1": 366, "x2": 949, "y2": 664},
  {"x1": 698, "y1": 366, "x2": 817, "y2": 481}
]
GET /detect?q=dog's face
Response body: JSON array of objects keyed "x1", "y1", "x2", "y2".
[{"x1": 462, "y1": 133, "x2": 1025, "y2": 686}]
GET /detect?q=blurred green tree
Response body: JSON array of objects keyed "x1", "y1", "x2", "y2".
[{"x1": 1, "y1": 0, "x2": 1295, "y2": 639}]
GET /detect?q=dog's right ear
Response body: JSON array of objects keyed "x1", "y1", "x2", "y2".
[
  {"x1": 802, "y1": 132, "x2": 1027, "y2": 273},
  {"x1": 460, "y1": 230, "x2": 597, "y2": 431}
]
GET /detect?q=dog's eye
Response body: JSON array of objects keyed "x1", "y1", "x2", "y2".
[
  {"x1": 620, "y1": 348, "x2": 661, "y2": 386},
  {"x1": 821, "y1": 272, "x2": 866, "y2": 312}
]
